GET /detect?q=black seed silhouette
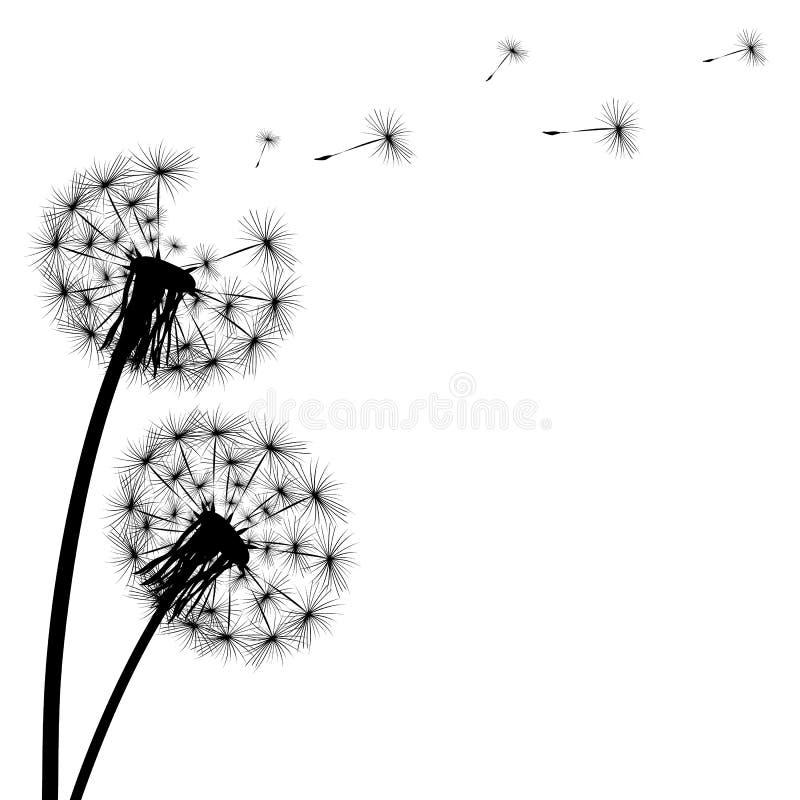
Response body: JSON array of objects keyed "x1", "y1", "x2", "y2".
[
  {"x1": 255, "y1": 129, "x2": 280, "y2": 168},
  {"x1": 702, "y1": 29, "x2": 767, "y2": 66},
  {"x1": 486, "y1": 37, "x2": 528, "y2": 81},
  {"x1": 542, "y1": 99, "x2": 640, "y2": 158},
  {"x1": 315, "y1": 109, "x2": 414, "y2": 164},
  {"x1": 34, "y1": 146, "x2": 300, "y2": 800},
  {"x1": 68, "y1": 410, "x2": 354, "y2": 800}
]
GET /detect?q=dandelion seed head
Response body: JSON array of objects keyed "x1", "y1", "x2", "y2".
[
  {"x1": 737, "y1": 29, "x2": 767, "y2": 66},
  {"x1": 497, "y1": 37, "x2": 528, "y2": 63},
  {"x1": 364, "y1": 109, "x2": 414, "y2": 165},
  {"x1": 256, "y1": 129, "x2": 281, "y2": 149},
  {"x1": 106, "y1": 410, "x2": 356, "y2": 667},
  {"x1": 33, "y1": 146, "x2": 302, "y2": 389},
  {"x1": 597, "y1": 99, "x2": 640, "y2": 158},
  {"x1": 239, "y1": 209, "x2": 297, "y2": 272}
]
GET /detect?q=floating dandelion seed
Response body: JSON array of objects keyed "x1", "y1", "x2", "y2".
[
  {"x1": 703, "y1": 29, "x2": 767, "y2": 66},
  {"x1": 255, "y1": 129, "x2": 280, "y2": 168},
  {"x1": 543, "y1": 99, "x2": 640, "y2": 158},
  {"x1": 34, "y1": 146, "x2": 301, "y2": 800},
  {"x1": 238, "y1": 209, "x2": 298, "y2": 271},
  {"x1": 315, "y1": 109, "x2": 414, "y2": 164},
  {"x1": 486, "y1": 37, "x2": 528, "y2": 81},
  {"x1": 67, "y1": 410, "x2": 355, "y2": 800},
  {"x1": 163, "y1": 235, "x2": 186, "y2": 259}
]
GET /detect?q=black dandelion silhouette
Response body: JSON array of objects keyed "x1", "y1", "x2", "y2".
[
  {"x1": 315, "y1": 109, "x2": 414, "y2": 164},
  {"x1": 34, "y1": 145, "x2": 302, "y2": 800},
  {"x1": 486, "y1": 37, "x2": 529, "y2": 81},
  {"x1": 543, "y1": 99, "x2": 640, "y2": 158},
  {"x1": 703, "y1": 29, "x2": 767, "y2": 66},
  {"x1": 255, "y1": 129, "x2": 280, "y2": 168},
  {"x1": 67, "y1": 410, "x2": 355, "y2": 800}
]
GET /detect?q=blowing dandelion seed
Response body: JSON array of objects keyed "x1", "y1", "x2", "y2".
[
  {"x1": 67, "y1": 409, "x2": 355, "y2": 800},
  {"x1": 255, "y1": 129, "x2": 280, "y2": 167},
  {"x1": 702, "y1": 29, "x2": 766, "y2": 66},
  {"x1": 34, "y1": 145, "x2": 301, "y2": 800},
  {"x1": 486, "y1": 37, "x2": 528, "y2": 81},
  {"x1": 542, "y1": 99, "x2": 640, "y2": 158},
  {"x1": 315, "y1": 109, "x2": 414, "y2": 164}
]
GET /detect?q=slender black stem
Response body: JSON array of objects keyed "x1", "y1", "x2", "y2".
[
  {"x1": 216, "y1": 243, "x2": 259, "y2": 262},
  {"x1": 314, "y1": 138, "x2": 381, "y2": 161},
  {"x1": 486, "y1": 52, "x2": 510, "y2": 81},
  {"x1": 542, "y1": 127, "x2": 614, "y2": 136},
  {"x1": 42, "y1": 331, "x2": 136, "y2": 800},
  {"x1": 702, "y1": 48, "x2": 745, "y2": 63},
  {"x1": 104, "y1": 193, "x2": 138, "y2": 255},
  {"x1": 264, "y1": 495, "x2": 308, "y2": 519},
  {"x1": 68, "y1": 589, "x2": 177, "y2": 800},
  {"x1": 74, "y1": 213, "x2": 131, "y2": 262},
  {"x1": 156, "y1": 179, "x2": 162, "y2": 253},
  {"x1": 255, "y1": 141, "x2": 268, "y2": 168}
]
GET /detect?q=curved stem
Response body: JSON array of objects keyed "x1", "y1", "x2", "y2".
[
  {"x1": 69, "y1": 597, "x2": 173, "y2": 800},
  {"x1": 42, "y1": 337, "x2": 132, "y2": 800}
]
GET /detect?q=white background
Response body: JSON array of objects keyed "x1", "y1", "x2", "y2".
[{"x1": 2, "y1": 0, "x2": 799, "y2": 797}]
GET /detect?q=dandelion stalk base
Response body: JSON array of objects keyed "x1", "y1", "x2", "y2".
[
  {"x1": 69, "y1": 589, "x2": 176, "y2": 800},
  {"x1": 42, "y1": 342, "x2": 130, "y2": 800}
]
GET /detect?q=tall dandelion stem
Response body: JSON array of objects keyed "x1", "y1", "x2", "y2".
[
  {"x1": 42, "y1": 333, "x2": 134, "y2": 800},
  {"x1": 69, "y1": 587, "x2": 178, "y2": 800}
]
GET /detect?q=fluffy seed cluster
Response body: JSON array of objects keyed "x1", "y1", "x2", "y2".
[
  {"x1": 496, "y1": 37, "x2": 528, "y2": 64},
  {"x1": 108, "y1": 409, "x2": 355, "y2": 666},
  {"x1": 364, "y1": 109, "x2": 414, "y2": 165},
  {"x1": 33, "y1": 145, "x2": 300, "y2": 389},
  {"x1": 597, "y1": 99, "x2": 640, "y2": 159},
  {"x1": 736, "y1": 29, "x2": 767, "y2": 67}
]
